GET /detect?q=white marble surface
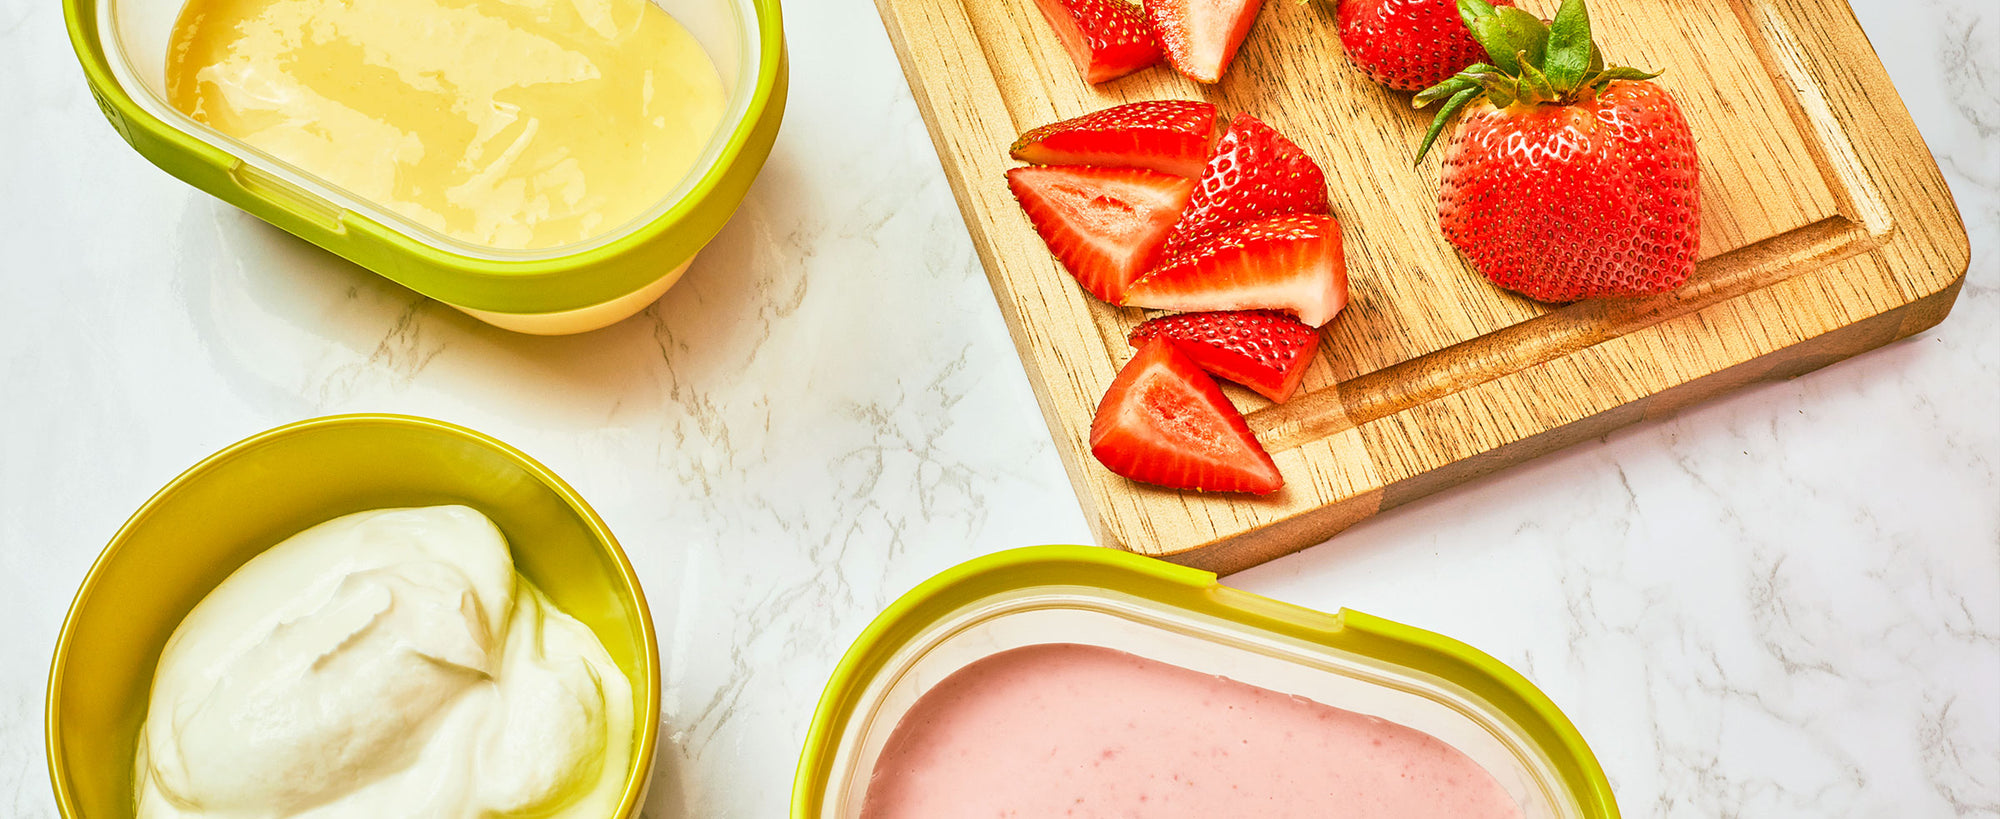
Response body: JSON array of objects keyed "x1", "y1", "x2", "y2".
[{"x1": 2, "y1": 0, "x2": 1995, "y2": 815}]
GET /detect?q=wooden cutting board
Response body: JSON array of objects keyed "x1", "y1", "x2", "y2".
[{"x1": 873, "y1": 0, "x2": 1969, "y2": 574}]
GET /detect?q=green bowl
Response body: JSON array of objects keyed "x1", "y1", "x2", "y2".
[
  {"x1": 64, "y1": 0, "x2": 787, "y2": 334},
  {"x1": 46, "y1": 414, "x2": 661, "y2": 818}
]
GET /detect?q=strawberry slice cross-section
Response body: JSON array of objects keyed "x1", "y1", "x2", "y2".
[
  {"x1": 1011, "y1": 100, "x2": 1220, "y2": 179},
  {"x1": 1091, "y1": 338, "x2": 1283, "y2": 494},
  {"x1": 1145, "y1": 0, "x2": 1266, "y2": 84},
  {"x1": 1125, "y1": 213, "x2": 1349, "y2": 327},
  {"x1": 1031, "y1": 0, "x2": 1163, "y2": 84},
  {"x1": 1164, "y1": 112, "x2": 1330, "y2": 257},
  {"x1": 1129, "y1": 310, "x2": 1320, "y2": 403},
  {"x1": 1008, "y1": 165, "x2": 1196, "y2": 303}
]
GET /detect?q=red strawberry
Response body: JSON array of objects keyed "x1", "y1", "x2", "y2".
[
  {"x1": 1129, "y1": 310, "x2": 1319, "y2": 403},
  {"x1": 1008, "y1": 165, "x2": 1196, "y2": 303},
  {"x1": 1126, "y1": 213, "x2": 1349, "y2": 327},
  {"x1": 1163, "y1": 113, "x2": 1329, "y2": 257},
  {"x1": 1091, "y1": 338, "x2": 1283, "y2": 494},
  {"x1": 1031, "y1": 0, "x2": 1163, "y2": 84},
  {"x1": 1437, "y1": 83, "x2": 1698, "y2": 300},
  {"x1": 1011, "y1": 100, "x2": 1219, "y2": 178},
  {"x1": 1338, "y1": 0, "x2": 1515, "y2": 91},
  {"x1": 1144, "y1": 0, "x2": 1264, "y2": 84},
  {"x1": 1416, "y1": 0, "x2": 1700, "y2": 302}
]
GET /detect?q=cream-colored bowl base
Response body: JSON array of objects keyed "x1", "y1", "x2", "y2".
[{"x1": 453, "y1": 255, "x2": 696, "y2": 335}]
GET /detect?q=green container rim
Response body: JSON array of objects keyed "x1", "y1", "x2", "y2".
[
  {"x1": 45, "y1": 413, "x2": 663, "y2": 819},
  {"x1": 62, "y1": 0, "x2": 787, "y2": 314},
  {"x1": 790, "y1": 545, "x2": 1620, "y2": 818}
]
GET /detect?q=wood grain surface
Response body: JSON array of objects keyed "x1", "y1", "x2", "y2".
[{"x1": 873, "y1": 0, "x2": 1970, "y2": 574}]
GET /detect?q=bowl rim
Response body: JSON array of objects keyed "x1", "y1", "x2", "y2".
[
  {"x1": 44, "y1": 413, "x2": 663, "y2": 819},
  {"x1": 789, "y1": 545, "x2": 1620, "y2": 818},
  {"x1": 61, "y1": 0, "x2": 788, "y2": 312}
]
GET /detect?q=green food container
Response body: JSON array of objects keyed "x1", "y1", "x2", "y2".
[
  {"x1": 47, "y1": 414, "x2": 661, "y2": 818},
  {"x1": 794, "y1": 546, "x2": 1620, "y2": 818},
  {"x1": 65, "y1": 0, "x2": 787, "y2": 334}
]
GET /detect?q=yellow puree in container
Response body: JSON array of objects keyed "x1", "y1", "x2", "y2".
[{"x1": 165, "y1": 0, "x2": 727, "y2": 250}]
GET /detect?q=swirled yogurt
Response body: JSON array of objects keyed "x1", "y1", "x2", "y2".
[{"x1": 134, "y1": 505, "x2": 634, "y2": 819}]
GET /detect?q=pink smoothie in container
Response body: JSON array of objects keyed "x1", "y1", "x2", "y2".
[
  {"x1": 793, "y1": 546, "x2": 1619, "y2": 819},
  {"x1": 860, "y1": 642, "x2": 1521, "y2": 819}
]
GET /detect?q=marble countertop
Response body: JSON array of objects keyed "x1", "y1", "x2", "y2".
[{"x1": 2, "y1": 0, "x2": 1994, "y2": 815}]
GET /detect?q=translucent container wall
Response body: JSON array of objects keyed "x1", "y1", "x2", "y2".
[
  {"x1": 816, "y1": 583, "x2": 1587, "y2": 819},
  {"x1": 93, "y1": 0, "x2": 762, "y2": 260}
]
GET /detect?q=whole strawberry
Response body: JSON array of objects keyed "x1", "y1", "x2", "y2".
[
  {"x1": 1415, "y1": 0, "x2": 1700, "y2": 302},
  {"x1": 1338, "y1": 0, "x2": 1514, "y2": 92}
]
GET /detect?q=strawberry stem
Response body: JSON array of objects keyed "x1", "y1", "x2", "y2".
[{"x1": 1411, "y1": 0, "x2": 1662, "y2": 163}]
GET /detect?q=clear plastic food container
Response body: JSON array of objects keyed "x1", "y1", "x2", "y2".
[
  {"x1": 794, "y1": 546, "x2": 1619, "y2": 818},
  {"x1": 65, "y1": 0, "x2": 786, "y2": 334}
]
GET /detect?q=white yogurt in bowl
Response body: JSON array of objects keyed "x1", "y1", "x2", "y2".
[{"x1": 134, "y1": 505, "x2": 633, "y2": 819}]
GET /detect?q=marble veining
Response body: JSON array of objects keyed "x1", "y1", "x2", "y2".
[{"x1": 1, "y1": 0, "x2": 1995, "y2": 816}]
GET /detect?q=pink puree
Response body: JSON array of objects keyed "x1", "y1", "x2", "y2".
[{"x1": 860, "y1": 643, "x2": 1522, "y2": 819}]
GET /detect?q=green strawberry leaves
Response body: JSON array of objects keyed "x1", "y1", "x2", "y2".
[
  {"x1": 1455, "y1": 0, "x2": 1499, "y2": 35},
  {"x1": 1413, "y1": 79, "x2": 1471, "y2": 109},
  {"x1": 1518, "y1": 58, "x2": 1557, "y2": 101},
  {"x1": 1543, "y1": 0, "x2": 1593, "y2": 93},
  {"x1": 1411, "y1": 0, "x2": 1664, "y2": 162},
  {"x1": 1459, "y1": 0, "x2": 1550, "y2": 74},
  {"x1": 1415, "y1": 86, "x2": 1482, "y2": 166},
  {"x1": 1590, "y1": 65, "x2": 1662, "y2": 91}
]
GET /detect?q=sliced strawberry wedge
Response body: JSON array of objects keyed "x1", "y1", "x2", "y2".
[
  {"x1": 1145, "y1": 0, "x2": 1265, "y2": 83},
  {"x1": 1011, "y1": 100, "x2": 1219, "y2": 178},
  {"x1": 1008, "y1": 165, "x2": 1196, "y2": 303},
  {"x1": 1125, "y1": 213, "x2": 1349, "y2": 327},
  {"x1": 1130, "y1": 310, "x2": 1319, "y2": 403},
  {"x1": 1164, "y1": 113, "x2": 1330, "y2": 257},
  {"x1": 1032, "y1": 0, "x2": 1163, "y2": 84},
  {"x1": 1092, "y1": 338, "x2": 1283, "y2": 494}
]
